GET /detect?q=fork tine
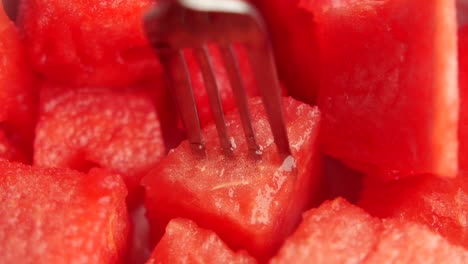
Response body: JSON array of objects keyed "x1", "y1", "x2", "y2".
[
  {"x1": 159, "y1": 49, "x2": 206, "y2": 156},
  {"x1": 219, "y1": 44, "x2": 261, "y2": 156},
  {"x1": 247, "y1": 45, "x2": 292, "y2": 158},
  {"x1": 193, "y1": 46, "x2": 233, "y2": 155}
]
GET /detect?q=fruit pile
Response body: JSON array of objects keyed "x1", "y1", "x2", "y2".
[{"x1": 0, "y1": 0, "x2": 467, "y2": 263}]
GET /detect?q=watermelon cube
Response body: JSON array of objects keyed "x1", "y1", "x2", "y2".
[
  {"x1": 143, "y1": 97, "x2": 321, "y2": 261},
  {"x1": 301, "y1": 0, "x2": 459, "y2": 179},
  {"x1": 272, "y1": 197, "x2": 468, "y2": 263},
  {"x1": 0, "y1": 3, "x2": 37, "y2": 160},
  {"x1": 364, "y1": 219, "x2": 468, "y2": 264},
  {"x1": 458, "y1": 25, "x2": 468, "y2": 169},
  {"x1": 359, "y1": 174, "x2": 468, "y2": 248},
  {"x1": 34, "y1": 84, "x2": 165, "y2": 192},
  {"x1": 18, "y1": 0, "x2": 160, "y2": 88},
  {"x1": 270, "y1": 198, "x2": 382, "y2": 264},
  {"x1": 0, "y1": 160, "x2": 129, "y2": 263},
  {"x1": 251, "y1": 0, "x2": 319, "y2": 104},
  {"x1": 146, "y1": 218, "x2": 257, "y2": 264}
]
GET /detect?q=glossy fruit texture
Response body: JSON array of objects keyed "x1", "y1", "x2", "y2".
[
  {"x1": 270, "y1": 198, "x2": 382, "y2": 264},
  {"x1": 143, "y1": 97, "x2": 321, "y2": 261},
  {"x1": 18, "y1": 0, "x2": 161, "y2": 88},
  {"x1": 359, "y1": 174, "x2": 468, "y2": 249},
  {"x1": 0, "y1": 3, "x2": 37, "y2": 160},
  {"x1": 364, "y1": 219, "x2": 468, "y2": 264},
  {"x1": 272, "y1": 198, "x2": 468, "y2": 264},
  {"x1": 146, "y1": 218, "x2": 257, "y2": 264},
  {"x1": 302, "y1": 0, "x2": 458, "y2": 180},
  {"x1": 34, "y1": 84, "x2": 165, "y2": 192},
  {"x1": 0, "y1": 160, "x2": 129, "y2": 263}
]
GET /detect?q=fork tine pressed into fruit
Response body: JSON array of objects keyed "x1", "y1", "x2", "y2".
[{"x1": 144, "y1": 0, "x2": 291, "y2": 158}]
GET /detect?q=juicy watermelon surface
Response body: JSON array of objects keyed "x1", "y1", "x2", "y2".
[
  {"x1": 146, "y1": 218, "x2": 257, "y2": 264},
  {"x1": 364, "y1": 219, "x2": 468, "y2": 264},
  {"x1": 18, "y1": 0, "x2": 161, "y2": 88},
  {"x1": 272, "y1": 198, "x2": 468, "y2": 264},
  {"x1": 143, "y1": 97, "x2": 321, "y2": 261},
  {"x1": 270, "y1": 198, "x2": 382, "y2": 264},
  {"x1": 0, "y1": 0, "x2": 467, "y2": 263},
  {"x1": 0, "y1": 161, "x2": 129, "y2": 263},
  {"x1": 302, "y1": 0, "x2": 459, "y2": 180},
  {"x1": 34, "y1": 84, "x2": 165, "y2": 192},
  {"x1": 359, "y1": 174, "x2": 468, "y2": 248}
]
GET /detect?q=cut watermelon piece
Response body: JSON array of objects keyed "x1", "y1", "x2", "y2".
[
  {"x1": 301, "y1": 0, "x2": 459, "y2": 179},
  {"x1": 364, "y1": 219, "x2": 468, "y2": 264},
  {"x1": 0, "y1": 3, "x2": 37, "y2": 160},
  {"x1": 18, "y1": 0, "x2": 161, "y2": 88},
  {"x1": 272, "y1": 197, "x2": 468, "y2": 263},
  {"x1": 270, "y1": 198, "x2": 382, "y2": 264},
  {"x1": 184, "y1": 45, "x2": 260, "y2": 127},
  {"x1": 458, "y1": 25, "x2": 468, "y2": 170},
  {"x1": 143, "y1": 97, "x2": 321, "y2": 261},
  {"x1": 251, "y1": 0, "x2": 319, "y2": 104},
  {"x1": 0, "y1": 160, "x2": 129, "y2": 263},
  {"x1": 146, "y1": 218, "x2": 257, "y2": 264},
  {"x1": 34, "y1": 84, "x2": 165, "y2": 192},
  {"x1": 359, "y1": 174, "x2": 468, "y2": 248}
]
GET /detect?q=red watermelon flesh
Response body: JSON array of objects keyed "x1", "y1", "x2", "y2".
[
  {"x1": 146, "y1": 218, "x2": 257, "y2": 264},
  {"x1": 270, "y1": 198, "x2": 382, "y2": 264},
  {"x1": 18, "y1": 0, "x2": 161, "y2": 88},
  {"x1": 184, "y1": 45, "x2": 260, "y2": 128},
  {"x1": 358, "y1": 174, "x2": 468, "y2": 248},
  {"x1": 143, "y1": 97, "x2": 321, "y2": 261},
  {"x1": 363, "y1": 219, "x2": 468, "y2": 264},
  {"x1": 0, "y1": 3, "x2": 37, "y2": 159},
  {"x1": 251, "y1": 0, "x2": 319, "y2": 105},
  {"x1": 301, "y1": 0, "x2": 459, "y2": 180},
  {"x1": 0, "y1": 160, "x2": 129, "y2": 263},
  {"x1": 271, "y1": 198, "x2": 468, "y2": 264},
  {"x1": 34, "y1": 84, "x2": 165, "y2": 192},
  {"x1": 458, "y1": 25, "x2": 468, "y2": 170}
]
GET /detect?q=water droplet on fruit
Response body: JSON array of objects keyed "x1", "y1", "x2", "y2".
[
  {"x1": 279, "y1": 155, "x2": 296, "y2": 172},
  {"x1": 229, "y1": 137, "x2": 237, "y2": 149}
]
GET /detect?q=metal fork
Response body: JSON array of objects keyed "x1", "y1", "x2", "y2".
[{"x1": 144, "y1": 0, "x2": 291, "y2": 159}]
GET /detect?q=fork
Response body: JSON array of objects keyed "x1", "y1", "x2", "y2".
[{"x1": 143, "y1": 0, "x2": 291, "y2": 159}]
